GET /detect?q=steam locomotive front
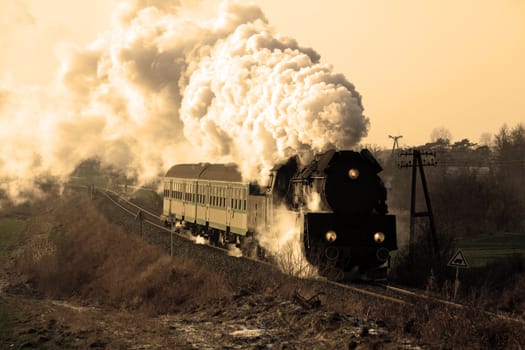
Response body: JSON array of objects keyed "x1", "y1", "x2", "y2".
[{"x1": 298, "y1": 149, "x2": 397, "y2": 279}]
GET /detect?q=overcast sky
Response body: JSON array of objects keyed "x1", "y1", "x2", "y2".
[{"x1": 1, "y1": 0, "x2": 524, "y2": 147}]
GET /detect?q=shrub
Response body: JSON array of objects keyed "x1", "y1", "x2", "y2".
[{"x1": 18, "y1": 195, "x2": 232, "y2": 313}]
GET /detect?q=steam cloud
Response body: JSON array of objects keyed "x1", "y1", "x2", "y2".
[{"x1": 0, "y1": 0, "x2": 369, "y2": 204}]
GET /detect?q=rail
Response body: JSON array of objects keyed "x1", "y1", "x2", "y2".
[{"x1": 94, "y1": 186, "x2": 525, "y2": 323}]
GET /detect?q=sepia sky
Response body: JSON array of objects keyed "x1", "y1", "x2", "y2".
[{"x1": 1, "y1": 0, "x2": 524, "y2": 148}]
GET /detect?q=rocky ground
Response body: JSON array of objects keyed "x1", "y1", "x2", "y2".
[
  {"x1": 2, "y1": 290, "x2": 415, "y2": 350},
  {"x1": 1, "y1": 190, "x2": 519, "y2": 349}
]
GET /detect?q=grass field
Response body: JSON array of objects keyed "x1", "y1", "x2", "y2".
[
  {"x1": 68, "y1": 174, "x2": 111, "y2": 188},
  {"x1": 0, "y1": 218, "x2": 27, "y2": 251},
  {"x1": 0, "y1": 217, "x2": 27, "y2": 346},
  {"x1": 453, "y1": 232, "x2": 525, "y2": 267}
]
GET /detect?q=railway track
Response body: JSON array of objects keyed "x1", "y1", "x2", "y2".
[
  {"x1": 97, "y1": 187, "x2": 274, "y2": 265},
  {"x1": 95, "y1": 186, "x2": 525, "y2": 325},
  {"x1": 373, "y1": 282, "x2": 525, "y2": 325}
]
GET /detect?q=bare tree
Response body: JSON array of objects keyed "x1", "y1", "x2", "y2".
[
  {"x1": 493, "y1": 123, "x2": 525, "y2": 231},
  {"x1": 479, "y1": 132, "x2": 492, "y2": 147},
  {"x1": 430, "y1": 127, "x2": 452, "y2": 144}
]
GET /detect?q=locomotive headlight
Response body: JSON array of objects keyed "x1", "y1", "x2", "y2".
[
  {"x1": 348, "y1": 168, "x2": 360, "y2": 180},
  {"x1": 374, "y1": 232, "x2": 386, "y2": 244},
  {"x1": 325, "y1": 230, "x2": 337, "y2": 242}
]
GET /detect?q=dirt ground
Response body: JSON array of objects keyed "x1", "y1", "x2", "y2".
[
  {"x1": 2, "y1": 291, "x2": 416, "y2": 350},
  {"x1": 0, "y1": 195, "x2": 437, "y2": 349}
]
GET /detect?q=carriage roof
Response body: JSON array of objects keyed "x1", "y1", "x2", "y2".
[{"x1": 165, "y1": 163, "x2": 243, "y2": 182}]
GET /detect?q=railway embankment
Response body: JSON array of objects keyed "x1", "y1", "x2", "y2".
[{"x1": 1, "y1": 189, "x2": 524, "y2": 349}]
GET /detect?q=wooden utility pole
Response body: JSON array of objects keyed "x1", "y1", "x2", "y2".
[
  {"x1": 398, "y1": 149, "x2": 439, "y2": 259},
  {"x1": 170, "y1": 216, "x2": 174, "y2": 257},
  {"x1": 135, "y1": 210, "x2": 144, "y2": 237}
]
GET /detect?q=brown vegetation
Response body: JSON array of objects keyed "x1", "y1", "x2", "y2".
[
  {"x1": 380, "y1": 301, "x2": 525, "y2": 350},
  {"x1": 393, "y1": 232, "x2": 525, "y2": 317},
  {"x1": 17, "y1": 195, "x2": 232, "y2": 314},
  {"x1": 387, "y1": 239, "x2": 525, "y2": 349},
  {"x1": 463, "y1": 255, "x2": 525, "y2": 317},
  {"x1": 10, "y1": 191, "x2": 525, "y2": 349}
]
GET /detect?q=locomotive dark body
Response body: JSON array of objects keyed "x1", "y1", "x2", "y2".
[
  {"x1": 275, "y1": 149, "x2": 397, "y2": 278},
  {"x1": 161, "y1": 149, "x2": 397, "y2": 279}
]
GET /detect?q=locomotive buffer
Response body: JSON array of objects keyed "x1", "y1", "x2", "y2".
[{"x1": 397, "y1": 149, "x2": 439, "y2": 260}]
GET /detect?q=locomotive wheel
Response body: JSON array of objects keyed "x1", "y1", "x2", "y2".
[
  {"x1": 187, "y1": 223, "x2": 197, "y2": 236},
  {"x1": 210, "y1": 229, "x2": 220, "y2": 246},
  {"x1": 305, "y1": 247, "x2": 346, "y2": 281},
  {"x1": 319, "y1": 265, "x2": 345, "y2": 281}
]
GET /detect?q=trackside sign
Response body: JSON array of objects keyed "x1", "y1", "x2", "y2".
[{"x1": 447, "y1": 249, "x2": 469, "y2": 268}]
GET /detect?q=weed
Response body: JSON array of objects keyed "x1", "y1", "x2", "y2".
[
  {"x1": 17, "y1": 195, "x2": 232, "y2": 314},
  {"x1": 0, "y1": 218, "x2": 27, "y2": 251}
]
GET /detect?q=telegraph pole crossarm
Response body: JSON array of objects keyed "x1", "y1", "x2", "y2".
[{"x1": 389, "y1": 135, "x2": 403, "y2": 156}]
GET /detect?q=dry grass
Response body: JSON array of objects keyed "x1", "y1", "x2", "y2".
[
  {"x1": 17, "y1": 195, "x2": 232, "y2": 314},
  {"x1": 376, "y1": 300, "x2": 525, "y2": 350},
  {"x1": 14, "y1": 192, "x2": 525, "y2": 349},
  {"x1": 387, "y1": 234, "x2": 525, "y2": 349}
]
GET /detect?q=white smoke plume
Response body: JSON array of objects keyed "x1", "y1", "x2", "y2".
[
  {"x1": 256, "y1": 208, "x2": 317, "y2": 278},
  {"x1": 0, "y1": 0, "x2": 368, "y2": 204}
]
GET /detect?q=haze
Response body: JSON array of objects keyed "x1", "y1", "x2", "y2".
[{"x1": 1, "y1": 0, "x2": 524, "y2": 147}]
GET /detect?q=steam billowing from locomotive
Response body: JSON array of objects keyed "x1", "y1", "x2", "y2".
[{"x1": 0, "y1": 0, "x2": 369, "y2": 204}]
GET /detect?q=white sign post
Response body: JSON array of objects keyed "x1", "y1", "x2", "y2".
[{"x1": 447, "y1": 249, "x2": 469, "y2": 300}]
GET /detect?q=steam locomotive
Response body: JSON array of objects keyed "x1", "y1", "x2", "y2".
[{"x1": 160, "y1": 149, "x2": 397, "y2": 279}]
